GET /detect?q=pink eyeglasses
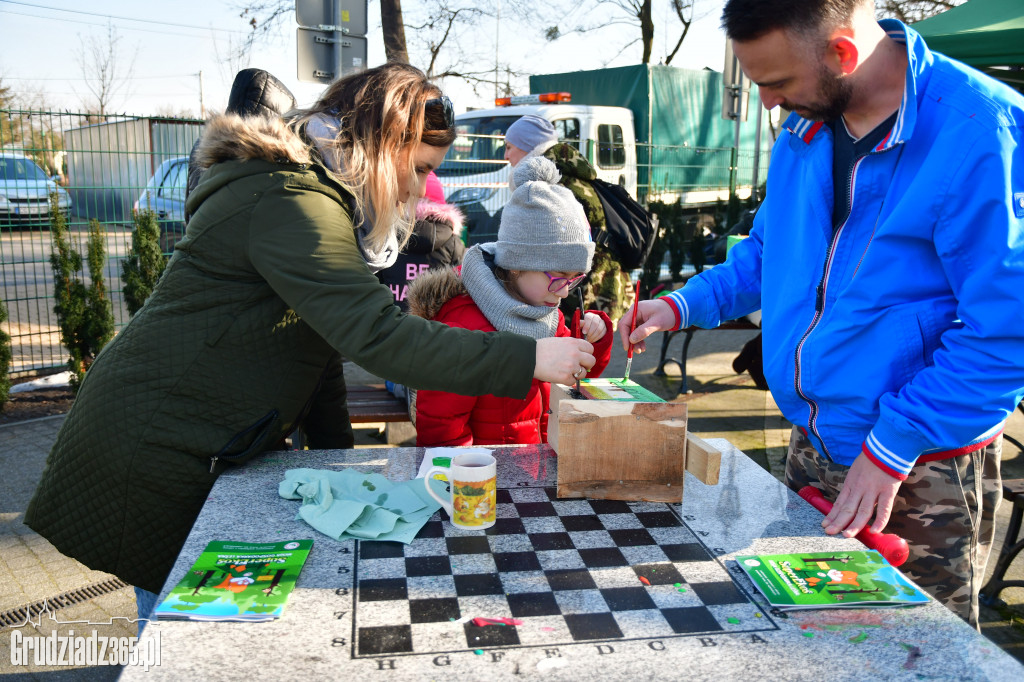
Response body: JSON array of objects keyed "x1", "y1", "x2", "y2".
[{"x1": 544, "y1": 272, "x2": 586, "y2": 292}]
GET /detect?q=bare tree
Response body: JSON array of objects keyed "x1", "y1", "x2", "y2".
[
  {"x1": 537, "y1": 0, "x2": 714, "y2": 66},
  {"x1": 381, "y1": 0, "x2": 410, "y2": 63},
  {"x1": 236, "y1": 1, "x2": 409, "y2": 65},
  {"x1": 73, "y1": 23, "x2": 137, "y2": 117},
  {"x1": 875, "y1": 0, "x2": 965, "y2": 23},
  {"x1": 404, "y1": 0, "x2": 515, "y2": 94}
]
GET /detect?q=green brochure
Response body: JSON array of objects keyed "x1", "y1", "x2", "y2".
[
  {"x1": 154, "y1": 539, "x2": 313, "y2": 622},
  {"x1": 735, "y1": 550, "x2": 930, "y2": 610}
]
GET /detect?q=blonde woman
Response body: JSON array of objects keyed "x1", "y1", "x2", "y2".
[{"x1": 25, "y1": 63, "x2": 595, "y2": 618}]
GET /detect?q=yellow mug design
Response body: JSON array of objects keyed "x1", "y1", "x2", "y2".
[{"x1": 424, "y1": 452, "x2": 496, "y2": 529}]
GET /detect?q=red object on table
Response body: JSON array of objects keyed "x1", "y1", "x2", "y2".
[{"x1": 798, "y1": 486, "x2": 910, "y2": 567}]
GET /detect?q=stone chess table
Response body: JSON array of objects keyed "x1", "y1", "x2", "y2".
[{"x1": 120, "y1": 440, "x2": 1023, "y2": 681}]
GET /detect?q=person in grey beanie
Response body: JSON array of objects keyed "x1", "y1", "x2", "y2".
[
  {"x1": 406, "y1": 156, "x2": 614, "y2": 447},
  {"x1": 503, "y1": 115, "x2": 559, "y2": 166},
  {"x1": 502, "y1": 115, "x2": 634, "y2": 324}
]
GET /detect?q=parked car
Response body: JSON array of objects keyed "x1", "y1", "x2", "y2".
[
  {"x1": 0, "y1": 152, "x2": 72, "y2": 227},
  {"x1": 133, "y1": 156, "x2": 187, "y2": 252}
]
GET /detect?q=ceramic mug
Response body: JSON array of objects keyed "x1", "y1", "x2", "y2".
[{"x1": 424, "y1": 452, "x2": 497, "y2": 529}]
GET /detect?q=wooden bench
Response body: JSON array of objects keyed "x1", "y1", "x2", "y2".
[
  {"x1": 653, "y1": 318, "x2": 761, "y2": 396},
  {"x1": 346, "y1": 383, "x2": 411, "y2": 424},
  {"x1": 980, "y1": 478, "x2": 1024, "y2": 605}
]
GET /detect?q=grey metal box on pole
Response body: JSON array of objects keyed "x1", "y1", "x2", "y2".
[
  {"x1": 296, "y1": 29, "x2": 368, "y2": 84},
  {"x1": 295, "y1": 0, "x2": 369, "y2": 84}
]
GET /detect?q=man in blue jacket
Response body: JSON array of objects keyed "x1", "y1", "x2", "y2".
[{"x1": 621, "y1": 0, "x2": 1024, "y2": 626}]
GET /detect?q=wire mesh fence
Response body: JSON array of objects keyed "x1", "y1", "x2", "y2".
[
  {"x1": 2, "y1": 115, "x2": 767, "y2": 377},
  {"x1": 1, "y1": 108, "x2": 202, "y2": 377}
]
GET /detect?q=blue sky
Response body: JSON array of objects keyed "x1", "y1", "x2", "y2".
[{"x1": 0, "y1": 0, "x2": 730, "y2": 116}]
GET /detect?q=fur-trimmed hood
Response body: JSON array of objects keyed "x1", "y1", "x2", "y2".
[
  {"x1": 192, "y1": 113, "x2": 310, "y2": 172},
  {"x1": 416, "y1": 200, "x2": 464, "y2": 236},
  {"x1": 407, "y1": 266, "x2": 466, "y2": 320}
]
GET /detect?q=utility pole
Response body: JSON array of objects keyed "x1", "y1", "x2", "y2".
[
  {"x1": 494, "y1": 0, "x2": 501, "y2": 100},
  {"x1": 198, "y1": 70, "x2": 206, "y2": 118}
]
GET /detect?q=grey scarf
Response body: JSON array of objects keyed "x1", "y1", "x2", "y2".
[
  {"x1": 460, "y1": 244, "x2": 559, "y2": 340},
  {"x1": 306, "y1": 112, "x2": 399, "y2": 273}
]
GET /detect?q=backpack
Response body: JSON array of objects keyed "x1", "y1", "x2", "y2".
[{"x1": 590, "y1": 178, "x2": 656, "y2": 271}]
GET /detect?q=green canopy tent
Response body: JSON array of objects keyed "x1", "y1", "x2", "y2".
[{"x1": 912, "y1": 0, "x2": 1024, "y2": 93}]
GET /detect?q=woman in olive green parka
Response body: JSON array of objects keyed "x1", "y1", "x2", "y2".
[{"x1": 24, "y1": 64, "x2": 596, "y2": 601}]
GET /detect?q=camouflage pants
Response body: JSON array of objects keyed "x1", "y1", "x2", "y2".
[
  {"x1": 785, "y1": 426, "x2": 1002, "y2": 627},
  {"x1": 580, "y1": 247, "x2": 633, "y2": 324}
]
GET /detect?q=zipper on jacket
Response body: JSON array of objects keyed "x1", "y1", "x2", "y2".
[
  {"x1": 792, "y1": 156, "x2": 867, "y2": 461},
  {"x1": 209, "y1": 456, "x2": 218, "y2": 473}
]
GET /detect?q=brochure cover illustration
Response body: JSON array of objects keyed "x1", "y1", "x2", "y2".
[
  {"x1": 154, "y1": 539, "x2": 313, "y2": 621},
  {"x1": 735, "y1": 550, "x2": 930, "y2": 610}
]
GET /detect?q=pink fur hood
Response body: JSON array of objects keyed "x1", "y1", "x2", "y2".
[{"x1": 416, "y1": 200, "x2": 464, "y2": 236}]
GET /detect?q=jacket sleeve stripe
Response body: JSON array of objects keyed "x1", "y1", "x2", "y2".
[
  {"x1": 863, "y1": 433, "x2": 914, "y2": 478},
  {"x1": 861, "y1": 441, "x2": 909, "y2": 481},
  {"x1": 663, "y1": 290, "x2": 687, "y2": 330}
]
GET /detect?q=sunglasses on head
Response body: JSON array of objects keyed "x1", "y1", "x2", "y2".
[
  {"x1": 424, "y1": 95, "x2": 455, "y2": 129},
  {"x1": 544, "y1": 271, "x2": 587, "y2": 293}
]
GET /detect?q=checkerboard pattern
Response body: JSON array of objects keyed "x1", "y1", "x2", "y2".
[{"x1": 352, "y1": 486, "x2": 769, "y2": 656}]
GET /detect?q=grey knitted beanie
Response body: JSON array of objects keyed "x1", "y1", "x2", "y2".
[
  {"x1": 505, "y1": 115, "x2": 558, "y2": 152},
  {"x1": 495, "y1": 157, "x2": 594, "y2": 273}
]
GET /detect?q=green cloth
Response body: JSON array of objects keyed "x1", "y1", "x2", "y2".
[{"x1": 280, "y1": 469, "x2": 444, "y2": 543}]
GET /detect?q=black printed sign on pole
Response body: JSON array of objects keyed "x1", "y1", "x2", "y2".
[{"x1": 295, "y1": 0, "x2": 368, "y2": 84}]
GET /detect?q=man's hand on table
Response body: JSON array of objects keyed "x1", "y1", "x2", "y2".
[{"x1": 822, "y1": 453, "x2": 901, "y2": 537}]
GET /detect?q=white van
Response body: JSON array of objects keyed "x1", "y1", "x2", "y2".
[{"x1": 436, "y1": 96, "x2": 636, "y2": 244}]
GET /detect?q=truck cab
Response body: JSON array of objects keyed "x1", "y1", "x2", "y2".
[{"x1": 437, "y1": 95, "x2": 636, "y2": 244}]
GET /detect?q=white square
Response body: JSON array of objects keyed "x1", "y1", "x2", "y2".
[
  {"x1": 406, "y1": 574, "x2": 456, "y2": 599},
  {"x1": 535, "y1": 549, "x2": 586, "y2": 571},
  {"x1": 354, "y1": 598, "x2": 409, "y2": 628},
  {"x1": 553, "y1": 588, "x2": 608, "y2": 615},
  {"x1": 450, "y1": 553, "x2": 497, "y2": 575}
]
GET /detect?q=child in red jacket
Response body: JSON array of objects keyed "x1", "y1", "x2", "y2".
[{"x1": 408, "y1": 156, "x2": 613, "y2": 446}]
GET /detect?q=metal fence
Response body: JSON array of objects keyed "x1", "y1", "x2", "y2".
[
  {"x1": 1, "y1": 108, "x2": 202, "y2": 377},
  {"x1": 2, "y1": 112, "x2": 769, "y2": 377}
]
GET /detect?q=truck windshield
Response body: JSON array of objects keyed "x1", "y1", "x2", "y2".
[{"x1": 436, "y1": 115, "x2": 520, "y2": 177}]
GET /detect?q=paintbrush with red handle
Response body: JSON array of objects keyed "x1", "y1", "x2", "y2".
[{"x1": 622, "y1": 279, "x2": 641, "y2": 383}]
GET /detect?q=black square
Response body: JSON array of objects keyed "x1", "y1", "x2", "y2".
[
  {"x1": 359, "y1": 541, "x2": 405, "y2": 559},
  {"x1": 529, "y1": 532, "x2": 574, "y2": 551},
  {"x1": 358, "y1": 625, "x2": 413, "y2": 655},
  {"x1": 561, "y1": 515, "x2": 604, "y2": 532},
  {"x1": 508, "y1": 592, "x2": 561, "y2": 618},
  {"x1": 588, "y1": 499, "x2": 632, "y2": 514},
  {"x1": 410, "y1": 597, "x2": 461, "y2": 624},
  {"x1": 494, "y1": 551, "x2": 543, "y2": 573},
  {"x1": 464, "y1": 622, "x2": 520, "y2": 647},
  {"x1": 454, "y1": 573, "x2": 505, "y2": 597},
  {"x1": 486, "y1": 517, "x2": 526, "y2": 535},
  {"x1": 578, "y1": 547, "x2": 628, "y2": 568},
  {"x1": 515, "y1": 501, "x2": 558, "y2": 517},
  {"x1": 608, "y1": 528, "x2": 656, "y2": 546},
  {"x1": 690, "y1": 580, "x2": 747, "y2": 605},
  {"x1": 496, "y1": 489, "x2": 514, "y2": 504},
  {"x1": 446, "y1": 535, "x2": 491, "y2": 555},
  {"x1": 545, "y1": 568, "x2": 597, "y2": 591},
  {"x1": 564, "y1": 613, "x2": 624, "y2": 641},
  {"x1": 416, "y1": 520, "x2": 445, "y2": 538},
  {"x1": 600, "y1": 587, "x2": 657, "y2": 611},
  {"x1": 635, "y1": 511, "x2": 681, "y2": 528},
  {"x1": 661, "y1": 606, "x2": 724, "y2": 634},
  {"x1": 662, "y1": 543, "x2": 710, "y2": 562},
  {"x1": 359, "y1": 578, "x2": 407, "y2": 601},
  {"x1": 543, "y1": 487, "x2": 560, "y2": 500},
  {"x1": 632, "y1": 563, "x2": 685, "y2": 585},
  {"x1": 405, "y1": 555, "x2": 452, "y2": 577}
]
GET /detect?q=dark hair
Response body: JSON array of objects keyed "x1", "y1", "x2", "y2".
[{"x1": 721, "y1": 0, "x2": 867, "y2": 42}]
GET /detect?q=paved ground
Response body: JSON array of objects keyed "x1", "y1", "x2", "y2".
[{"x1": 1, "y1": 327, "x2": 1022, "y2": 677}]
